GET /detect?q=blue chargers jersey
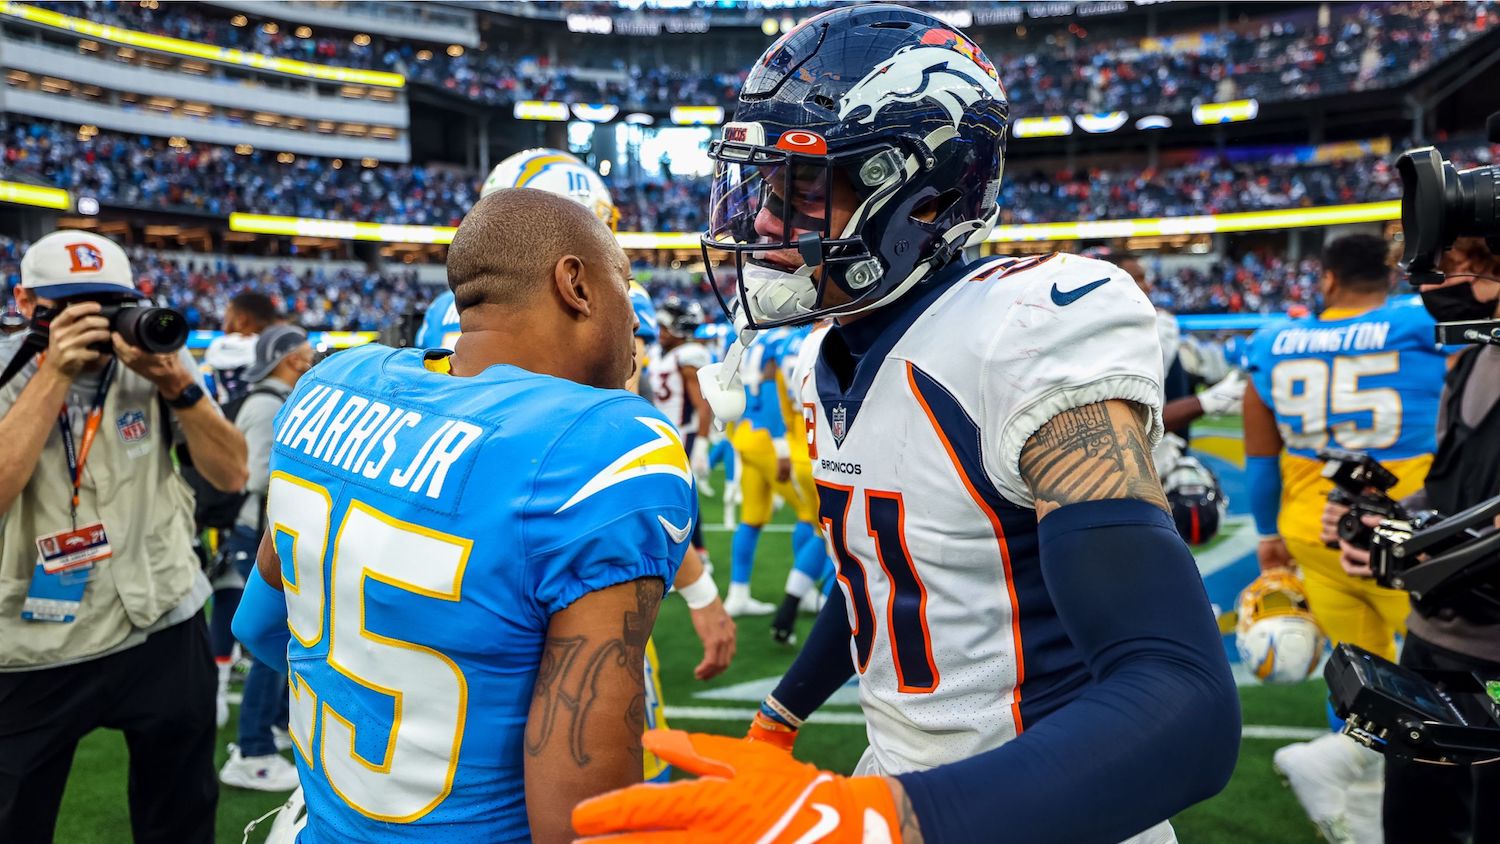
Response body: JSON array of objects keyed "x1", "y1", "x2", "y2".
[
  {"x1": 266, "y1": 344, "x2": 693, "y2": 842},
  {"x1": 1245, "y1": 296, "x2": 1448, "y2": 461},
  {"x1": 416, "y1": 291, "x2": 461, "y2": 350}
]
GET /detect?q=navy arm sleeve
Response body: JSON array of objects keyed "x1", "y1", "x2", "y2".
[
  {"x1": 768, "y1": 592, "x2": 856, "y2": 721},
  {"x1": 896, "y1": 499, "x2": 1240, "y2": 843}
]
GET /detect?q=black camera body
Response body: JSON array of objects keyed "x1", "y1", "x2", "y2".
[
  {"x1": 1397, "y1": 111, "x2": 1500, "y2": 286},
  {"x1": 1318, "y1": 447, "x2": 1405, "y2": 549},
  {"x1": 31, "y1": 295, "x2": 188, "y2": 355}
]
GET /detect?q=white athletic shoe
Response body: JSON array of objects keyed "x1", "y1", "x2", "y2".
[
  {"x1": 272, "y1": 726, "x2": 294, "y2": 753},
  {"x1": 220, "y1": 745, "x2": 299, "y2": 792},
  {"x1": 798, "y1": 589, "x2": 826, "y2": 614},
  {"x1": 1345, "y1": 779, "x2": 1385, "y2": 844},
  {"x1": 723, "y1": 590, "x2": 776, "y2": 617},
  {"x1": 1274, "y1": 733, "x2": 1371, "y2": 843}
]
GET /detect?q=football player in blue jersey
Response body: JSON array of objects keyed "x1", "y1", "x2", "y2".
[
  {"x1": 232, "y1": 188, "x2": 697, "y2": 843},
  {"x1": 1242, "y1": 234, "x2": 1450, "y2": 839},
  {"x1": 576, "y1": 7, "x2": 1237, "y2": 843}
]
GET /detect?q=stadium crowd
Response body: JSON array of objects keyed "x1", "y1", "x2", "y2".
[
  {"x1": 30, "y1": 1, "x2": 1497, "y2": 114},
  {"x1": 6, "y1": 120, "x2": 1490, "y2": 232}
]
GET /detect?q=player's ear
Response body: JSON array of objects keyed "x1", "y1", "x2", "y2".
[{"x1": 553, "y1": 254, "x2": 593, "y2": 319}]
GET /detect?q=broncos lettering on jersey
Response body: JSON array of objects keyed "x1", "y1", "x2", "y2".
[
  {"x1": 264, "y1": 344, "x2": 693, "y2": 842},
  {"x1": 802, "y1": 254, "x2": 1165, "y2": 777},
  {"x1": 1245, "y1": 297, "x2": 1448, "y2": 554}
]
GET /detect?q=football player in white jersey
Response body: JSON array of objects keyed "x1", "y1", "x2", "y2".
[
  {"x1": 575, "y1": 7, "x2": 1237, "y2": 844},
  {"x1": 652, "y1": 297, "x2": 715, "y2": 478}
]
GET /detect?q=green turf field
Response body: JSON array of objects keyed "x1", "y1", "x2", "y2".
[{"x1": 56, "y1": 462, "x2": 1329, "y2": 844}]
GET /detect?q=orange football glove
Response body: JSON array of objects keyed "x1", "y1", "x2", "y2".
[
  {"x1": 746, "y1": 710, "x2": 799, "y2": 752},
  {"x1": 572, "y1": 730, "x2": 903, "y2": 844}
]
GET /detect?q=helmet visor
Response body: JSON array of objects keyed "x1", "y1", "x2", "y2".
[{"x1": 706, "y1": 147, "x2": 836, "y2": 260}]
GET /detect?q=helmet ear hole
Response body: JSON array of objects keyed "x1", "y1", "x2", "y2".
[{"x1": 912, "y1": 189, "x2": 962, "y2": 224}]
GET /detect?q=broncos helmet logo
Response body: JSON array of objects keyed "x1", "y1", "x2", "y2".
[{"x1": 839, "y1": 45, "x2": 1004, "y2": 129}]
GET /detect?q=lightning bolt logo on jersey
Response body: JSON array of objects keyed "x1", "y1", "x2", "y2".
[{"x1": 264, "y1": 344, "x2": 694, "y2": 842}]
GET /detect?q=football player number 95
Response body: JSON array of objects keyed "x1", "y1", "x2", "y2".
[
  {"x1": 269, "y1": 472, "x2": 473, "y2": 823},
  {"x1": 1270, "y1": 353, "x2": 1402, "y2": 451}
]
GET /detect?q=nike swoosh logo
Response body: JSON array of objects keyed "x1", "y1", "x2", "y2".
[
  {"x1": 790, "y1": 804, "x2": 841, "y2": 844},
  {"x1": 1050, "y1": 277, "x2": 1110, "y2": 306},
  {"x1": 658, "y1": 515, "x2": 692, "y2": 544}
]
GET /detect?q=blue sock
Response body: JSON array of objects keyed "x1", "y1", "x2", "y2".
[
  {"x1": 792, "y1": 523, "x2": 828, "y2": 580},
  {"x1": 712, "y1": 439, "x2": 737, "y2": 482},
  {"x1": 732, "y1": 524, "x2": 762, "y2": 585}
]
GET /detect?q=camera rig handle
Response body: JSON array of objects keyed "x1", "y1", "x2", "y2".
[{"x1": 1383, "y1": 493, "x2": 1500, "y2": 605}]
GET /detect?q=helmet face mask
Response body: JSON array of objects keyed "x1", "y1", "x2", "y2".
[{"x1": 701, "y1": 4, "x2": 1009, "y2": 330}]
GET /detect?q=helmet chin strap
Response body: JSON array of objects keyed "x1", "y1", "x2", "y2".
[{"x1": 697, "y1": 300, "x2": 755, "y2": 427}]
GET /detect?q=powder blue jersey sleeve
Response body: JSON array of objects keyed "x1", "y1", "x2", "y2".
[{"x1": 524, "y1": 395, "x2": 695, "y2": 617}]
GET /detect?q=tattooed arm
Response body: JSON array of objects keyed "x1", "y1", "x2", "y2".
[
  {"x1": 525, "y1": 577, "x2": 664, "y2": 844},
  {"x1": 1019, "y1": 399, "x2": 1167, "y2": 519}
]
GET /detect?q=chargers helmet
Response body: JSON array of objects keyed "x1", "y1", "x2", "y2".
[
  {"x1": 1163, "y1": 453, "x2": 1228, "y2": 546},
  {"x1": 482, "y1": 148, "x2": 618, "y2": 230},
  {"x1": 701, "y1": 4, "x2": 1009, "y2": 329},
  {"x1": 657, "y1": 296, "x2": 706, "y2": 338},
  {"x1": 1235, "y1": 571, "x2": 1327, "y2": 684}
]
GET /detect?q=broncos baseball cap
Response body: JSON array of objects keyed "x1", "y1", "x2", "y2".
[
  {"x1": 19, "y1": 230, "x2": 139, "y2": 300},
  {"x1": 244, "y1": 324, "x2": 310, "y2": 383}
]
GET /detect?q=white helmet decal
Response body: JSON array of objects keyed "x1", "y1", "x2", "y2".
[{"x1": 839, "y1": 46, "x2": 1003, "y2": 128}]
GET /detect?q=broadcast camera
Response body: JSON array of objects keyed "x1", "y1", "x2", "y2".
[
  {"x1": 1326, "y1": 493, "x2": 1500, "y2": 763},
  {"x1": 1317, "y1": 447, "x2": 1405, "y2": 549},
  {"x1": 1397, "y1": 112, "x2": 1500, "y2": 288}
]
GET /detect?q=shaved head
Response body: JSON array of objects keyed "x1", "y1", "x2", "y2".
[{"x1": 447, "y1": 187, "x2": 623, "y2": 312}]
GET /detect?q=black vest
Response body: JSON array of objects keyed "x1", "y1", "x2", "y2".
[{"x1": 1420, "y1": 347, "x2": 1500, "y2": 624}]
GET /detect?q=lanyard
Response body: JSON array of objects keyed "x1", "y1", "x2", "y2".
[{"x1": 57, "y1": 358, "x2": 115, "y2": 529}]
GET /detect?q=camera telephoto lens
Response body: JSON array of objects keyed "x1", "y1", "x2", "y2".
[{"x1": 112, "y1": 306, "x2": 189, "y2": 354}]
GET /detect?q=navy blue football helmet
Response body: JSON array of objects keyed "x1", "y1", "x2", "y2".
[{"x1": 702, "y1": 4, "x2": 1010, "y2": 329}]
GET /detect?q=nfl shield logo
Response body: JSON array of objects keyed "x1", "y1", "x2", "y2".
[
  {"x1": 116, "y1": 410, "x2": 148, "y2": 443},
  {"x1": 831, "y1": 403, "x2": 848, "y2": 448}
]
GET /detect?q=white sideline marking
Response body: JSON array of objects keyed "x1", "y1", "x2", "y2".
[{"x1": 665, "y1": 705, "x2": 1326, "y2": 741}]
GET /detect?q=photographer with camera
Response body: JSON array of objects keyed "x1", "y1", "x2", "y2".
[
  {"x1": 1242, "y1": 233, "x2": 1451, "y2": 840},
  {"x1": 1331, "y1": 236, "x2": 1500, "y2": 843},
  {"x1": 0, "y1": 231, "x2": 247, "y2": 843}
]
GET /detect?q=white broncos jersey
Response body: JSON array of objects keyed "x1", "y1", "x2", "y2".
[
  {"x1": 802, "y1": 253, "x2": 1166, "y2": 775},
  {"x1": 652, "y1": 341, "x2": 712, "y2": 434}
]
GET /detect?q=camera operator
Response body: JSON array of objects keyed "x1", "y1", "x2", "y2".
[
  {"x1": 1331, "y1": 236, "x2": 1500, "y2": 843},
  {"x1": 0, "y1": 232, "x2": 248, "y2": 843}
]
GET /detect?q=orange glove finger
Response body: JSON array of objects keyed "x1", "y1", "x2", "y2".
[
  {"x1": 641, "y1": 729, "x2": 763, "y2": 778},
  {"x1": 572, "y1": 779, "x2": 732, "y2": 837},
  {"x1": 746, "y1": 713, "x2": 798, "y2": 752}
]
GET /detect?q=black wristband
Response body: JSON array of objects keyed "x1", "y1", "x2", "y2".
[{"x1": 166, "y1": 382, "x2": 205, "y2": 409}]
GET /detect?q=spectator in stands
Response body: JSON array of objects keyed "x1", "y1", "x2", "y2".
[
  {"x1": 0, "y1": 232, "x2": 248, "y2": 842},
  {"x1": 216, "y1": 325, "x2": 314, "y2": 794}
]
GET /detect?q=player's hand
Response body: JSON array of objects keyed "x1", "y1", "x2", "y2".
[
  {"x1": 113, "y1": 334, "x2": 194, "y2": 398},
  {"x1": 1338, "y1": 515, "x2": 1381, "y2": 578},
  {"x1": 572, "y1": 730, "x2": 903, "y2": 844},
  {"x1": 688, "y1": 597, "x2": 736, "y2": 680},
  {"x1": 40, "y1": 301, "x2": 110, "y2": 380},
  {"x1": 1197, "y1": 370, "x2": 1246, "y2": 416},
  {"x1": 776, "y1": 456, "x2": 792, "y2": 484},
  {"x1": 690, "y1": 436, "x2": 711, "y2": 484},
  {"x1": 1320, "y1": 501, "x2": 1351, "y2": 546},
  {"x1": 1257, "y1": 536, "x2": 1292, "y2": 572}
]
